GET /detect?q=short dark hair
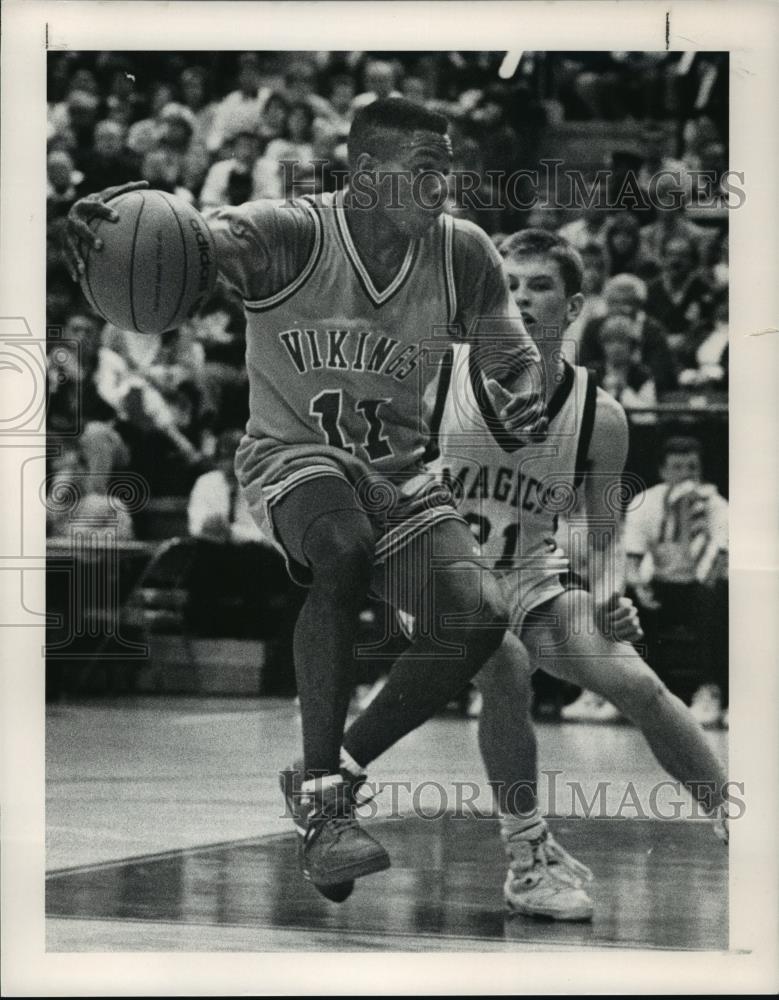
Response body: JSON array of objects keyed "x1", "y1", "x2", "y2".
[
  {"x1": 499, "y1": 228, "x2": 584, "y2": 297},
  {"x1": 348, "y1": 97, "x2": 448, "y2": 165},
  {"x1": 661, "y1": 436, "x2": 703, "y2": 463},
  {"x1": 663, "y1": 232, "x2": 700, "y2": 267}
]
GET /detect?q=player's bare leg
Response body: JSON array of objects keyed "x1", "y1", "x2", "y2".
[
  {"x1": 528, "y1": 589, "x2": 728, "y2": 821},
  {"x1": 272, "y1": 478, "x2": 390, "y2": 897},
  {"x1": 341, "y1": 518, "x2": 508, "y2": 768},
  {"x1": 476, "y1": 634, "x2": 595, "y2": 921}
]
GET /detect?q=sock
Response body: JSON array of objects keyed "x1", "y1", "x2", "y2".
[
  {"x1": 301, "y1": 774, "x2": 344, "y2": 795},
  {"x1": 339, "y1": 746, "x2": 364, "y2": 779},
  {"x1": 500, "y1": 808, "x2": 545, "y2": 843}
]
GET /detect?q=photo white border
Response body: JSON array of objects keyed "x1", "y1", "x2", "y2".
[{"x1": 2, "y1": 0, "x2": 778, "y2": 993}]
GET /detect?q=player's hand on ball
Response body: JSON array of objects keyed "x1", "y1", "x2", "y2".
[
  {"x1": 485, "y1": 378, "x2": 548, "y2": 442},
  {"x1": 602, "y1": 596, "x2": 644, "y2": 643},
  {"x1": 63, "y1": 180, "x2": 150, "y2": 280}
]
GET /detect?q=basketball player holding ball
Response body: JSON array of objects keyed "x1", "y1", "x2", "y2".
[{"x1": 65, "y1": 99, "x2": 548, "y2": 901}]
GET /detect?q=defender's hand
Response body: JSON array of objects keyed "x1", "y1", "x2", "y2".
[
  {"x1": 63, "y1": 180, "x2": 150, "y2": 281},
  {"x1": 485, "y1": 377, "x2": 547, "y2": 441},
  {"x1": 603, "y1": 596, "x2": 644, "y2": 643},
  {"x1": 633, "y1": 582, "x2": 660, "y2": 611}
]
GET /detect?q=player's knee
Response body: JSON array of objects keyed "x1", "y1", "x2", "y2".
[
  {"x1": 304, "y1": 511, "x2": 375, "y2": 586},
  {"x1": 437, "y1": 568, "x2": 508, "y2": 657}
]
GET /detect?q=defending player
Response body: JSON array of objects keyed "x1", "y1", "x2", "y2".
[
  {"x1": 435, "y1": 229, "x2": 728, "y2": 920},
  {"x1": 63, "y1": 99, "x2": 547, "y2": 901}
]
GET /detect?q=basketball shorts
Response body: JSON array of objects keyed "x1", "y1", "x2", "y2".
[{"x1": 235, "y1": 435, "x2": 466, "y2": 588}]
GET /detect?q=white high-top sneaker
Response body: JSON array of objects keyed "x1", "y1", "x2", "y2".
[{"x1": 503, "y1": 820, "x2": 594, "y2": 921}]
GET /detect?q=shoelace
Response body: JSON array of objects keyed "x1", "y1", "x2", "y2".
[
  {"x1": 303, "y1": 781, "x2": 379, "y2": 847},
  {"x1": 303, "y1": 795, "x2": 356, "y2": 845},
  {"x1": 507, "y1": 829, "x2": 593, "y2": 886}
]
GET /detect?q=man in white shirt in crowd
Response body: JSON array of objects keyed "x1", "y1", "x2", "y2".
[
  {"x1": 206, "y1": 53, "x2": 271, "y2": 156},
  {"x1": 624, "y1": 435, "x2": 729, "y2": 726},
  {"x1": 351, "y1": 60, "x2": 402, "y2": 111},
  {"x1": 188, "y1": 428, "x2": 267, "y2": 545}
]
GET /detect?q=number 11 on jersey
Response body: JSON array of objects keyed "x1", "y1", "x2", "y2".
[{"x1": 309, "y1": 389, "x2": 393, "y2": 461}]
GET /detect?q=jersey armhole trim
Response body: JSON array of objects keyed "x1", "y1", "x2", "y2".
[
  {"x1": 422, "y1": 346, "x2": 454, "y2": 464},
  {"x1": 244, "y1": 202, "x2": 323, "y2": 312},
  {"x1": 444, "y1": 214, "x2": 457, "y2": 326},
  {"x1": 573, "y1": 370, "x2": 598, "y2": 489}
]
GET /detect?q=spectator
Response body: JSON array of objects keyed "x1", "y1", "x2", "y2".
[
  {"x1": 525, "y1": 205, "x2": 564, "y2": 232},
  {"x1": 46, "y1": 445, "x2": 134, "y2": 542},
  {"x1": 69, "y1": 67, "x2": 100, "y2": 97},
  {"x1": 352, "y1": 59, "x2": 402, "y2": 111},
  {"x1": 157, "y1": 102, "x2": 210, "y2": 195},
  {"x1": 77, "y1": 120, "x2": 137, "y2": 195},
  {"x1": 127, "y1": 82, "x2": 176, "y2": 159},
  {"x1": 707, "y1": 231, "x2": 729, "y2": 293},
  {"x1": 207, "y1": 52, "x2": 270, "y2": 155},
  {"x1": 47, "y1": 150, "x2": 84, "y2": 218},
  {"x1": 327, "y1": 74, "x2": 356, "y2": 137},
  {"x1": 680, "y1": 115, "x2": 722, "y2": 174},
  {"x1": 678, "y1": 288, "x2": 729, "y2": 390},
  {"x1": 624, "y1": 436, "x2": 728, "y2": 726},
  {"x1": 103, "y1": 55, "x2": 146, "y2": 123},
  {"x1": 283, "y1": 59, "x2": 339, "y2": 122},
  {"x1": 401, "y1": 75, "x2": 430, "y2": 107},
  {"x1": 638, "y1": 172, "x2": 713, "y2": 264},
  {"x1": 116, "y1": 374, "x2": 213, "y2": 498},
  {"x1": 593, "y1": 315, "x2": 657, "y2": 420},
  {"x1": 183, "y1": 289, "x2": 248, "y2": 430},
  {"x1": 557, "y1": 207, "x2": 609, "y2": 252},
  {"x1": 47, "y1": 262, "x2": 80, "y2": 326},
  {"x1": 644, "y1": 235, "x2": 716, "y2": 354},
  {"x1": 48, "y1": 89, "x2": 101, "y2": 152},
  {"x1": 188, "y1": 429, "x2": 265, "y2": 544},
  {"x1": 104, "y1": 95, "x2": 135, "y2": 129},
  {"x1": 635, "y1": 122, "x2": 688, "y2": 204},
  {"x1": 199, "y1": 131, "x2": 272, "y2": 208},
  {"x1": 140, "y1": 148, "x2": 194, "y2": 203},
  {"x1": 603, "y1": 211, "x2": 658, "y2": 280},
  {"x1": 257, "y1": 91, "x2": 290, "y2": 149},
  {"x1": 48, "y1": 312, "x2": 130, "y2": 492},
  {"x1": 96, "y1": 324, "x2": 211, "y2": 459},
  {"x1": 564, "y1": 242, "x2": 609, "y2": 353},
  {"x1": 579, "y1": 273, "x2": 678, "y2": 393},
  {"x1": 179, "y1": 66, "x2": 218, "y2": 148}
]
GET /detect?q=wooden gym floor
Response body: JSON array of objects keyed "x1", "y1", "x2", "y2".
[{"x1": 46, "y1": 697, "x2": 728, "y2": 953}]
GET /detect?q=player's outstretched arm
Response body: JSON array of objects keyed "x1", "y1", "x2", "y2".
[
  {"x1": 580, "y1": 389, "x2": 637, "y2": 636},
  {"x1": 452, "y1": 220, "x2": 548, "y2": 443},
  {"x1": 63, "y1": 181, "x2": 150, "y2": 281}
]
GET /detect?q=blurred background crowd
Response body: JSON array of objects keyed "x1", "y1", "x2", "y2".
[{"x1": 46, "y1": 51, "x2": 730, "y2": 726}]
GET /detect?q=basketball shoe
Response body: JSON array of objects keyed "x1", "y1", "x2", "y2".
[
  {"x1": 502, "y1": 820, "x2": 594, "y2": 921},
  {"x1": 560, "y1": 690, "x2": 621, "y2": 723},
  {"x1": 280, "y1": 761, "x2": 390, "y2": 902}
]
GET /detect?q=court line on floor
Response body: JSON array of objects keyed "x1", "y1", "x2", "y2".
[{"x1": 46, "y1": 815, "x2": 722, "y2": 878}]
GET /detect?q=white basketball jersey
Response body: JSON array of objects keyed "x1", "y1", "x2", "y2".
[{"x1": 434, "y1": 345, "x2": 598, "y2": 567}]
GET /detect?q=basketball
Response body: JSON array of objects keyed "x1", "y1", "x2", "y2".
[{"x1": 80, "y1": 189, "x2": 218, "y2": 334}]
